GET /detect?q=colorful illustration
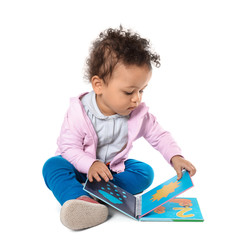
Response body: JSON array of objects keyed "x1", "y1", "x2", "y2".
[
  {"x1": 173, "y1": 206, "x2": 195, "y2": 218},
  {"x1": 154, "y1": 199, "x2": 194, "y2": 218},
  {"x1": 140, "y1": 170, "x2": 193, "y2": 217},
  {"x1": 154, "y1": 206, "x2": 166, "y2": 214},
  {"x1": 98, "y1": 184, "x2": 127, "y2": 204},
  {"x1": 169, "y1": 198, "x2": 193, "y2": 206},
  {"x1": 83, "y1": 171, "x2": 203, "y2": 222},
  {"x1": 150, "y1": 181, "x2": 180, "y2": 202},
  {"x1": 84, "y1": 179, "x2": 136, "y2": 219},
  {"x1": 141, "y1": 198, "x2": 203, "y2": 222}
]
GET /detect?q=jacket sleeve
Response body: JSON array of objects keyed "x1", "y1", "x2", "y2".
[
  {"x1": 142, "y1": 112, "x2": 183, "y2": 164},
  {"x1": 56, "y1": 102, "x2": 96, "y2": 174}
]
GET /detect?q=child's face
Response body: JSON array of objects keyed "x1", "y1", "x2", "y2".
[{"x1": 93, "y1": 63, "x2": 152, "y2": 116}]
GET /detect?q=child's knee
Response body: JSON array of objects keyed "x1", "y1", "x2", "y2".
[
  {"x1": 43, "y1": 156, "x2": 59, "y2": 175},
  {"x1": 143, "y1": 163, "x2": 154, "y2": 179},
  {"x1": 42, "y1": 156, "x2": 68, "y2": 183},
  {"x1": 140, "y1": 163, "x2": 154, "y2": 189},
  {"x1": 124, "y1": 159, "x2": 154, "y2": 192},
  {"x1": 129, "y1": 161, "x2": 154, "y2": 193},
  {"x1": 133, "y1": 161, "x2": 154, "y2": 183}
]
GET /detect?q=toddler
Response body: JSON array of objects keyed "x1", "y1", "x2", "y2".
[{"x1": 42, "y1": 26, "x2": 196, "y2": 230}]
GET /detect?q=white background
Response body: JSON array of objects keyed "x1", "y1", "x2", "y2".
[{"x1": 1, "y1": 0, "x2": 239, "y2": 239}]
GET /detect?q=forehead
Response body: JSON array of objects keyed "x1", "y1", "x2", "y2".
[{"x1": 110, "y1": 63, "x2": 152, "y2": 87}]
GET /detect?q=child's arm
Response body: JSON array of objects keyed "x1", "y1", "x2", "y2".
[
  {"x1": 142, "y1": 113, "x2": 182, "y2": 163},
  {"x1": 57, "y1": 103, "x2": 97, "y2": 174},
  {"x1": 142, "y1": 112, "x2": 196, "y2": 178}
]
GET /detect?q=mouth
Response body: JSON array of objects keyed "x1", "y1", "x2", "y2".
[{"x1": 127, "y1": 107, "x2": 136, "y2": 111}]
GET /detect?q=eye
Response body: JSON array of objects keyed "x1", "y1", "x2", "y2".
[
  {"x1": 124, "y1": 90, "x2": 144, "y2": 95},
  {"x1": 124, "y1": 91, "x2": 134, "y2": 95}
]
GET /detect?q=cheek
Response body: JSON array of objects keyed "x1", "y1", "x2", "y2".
[{"x1": 114, "y1": 95, "x2": 129, "y2": 108}]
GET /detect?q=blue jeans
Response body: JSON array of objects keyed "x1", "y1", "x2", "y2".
[{"x1": 42, "y1": 155, "x2": 154, "y2": 205}]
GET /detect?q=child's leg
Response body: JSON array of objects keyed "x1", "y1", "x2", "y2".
[
  {"x1": 111, "y1": 159, "x2": 154, "y2": 194},
  {"x1": 42, "y1": 155, "x2": 108, "y2": 230},
  {"x1": 42, "y1": 155, "x2": 91, "y2": 205}
]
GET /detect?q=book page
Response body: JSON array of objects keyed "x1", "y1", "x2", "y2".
[
  {"x1": 84, "y1": 179, "x2": 137, "y2": 219},
  {"x1": 140, "y1": 198, "x2": 204, "y2": 222},
  {"x1": 140, "y1": 171, "x2": 193, "y2": 218}
]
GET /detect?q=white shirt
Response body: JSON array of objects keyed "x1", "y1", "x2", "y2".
[{"x1": 81, "y1": 91, "x2": 129, "y2": 164}]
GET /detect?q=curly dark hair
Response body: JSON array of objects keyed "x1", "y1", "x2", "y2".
[{"x1": 85, "y1": 26, "x2": 160, "y2": 83}]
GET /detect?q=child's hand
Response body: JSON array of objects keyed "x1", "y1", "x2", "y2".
[
  {"x1": 88, "y1": 161, "x2": 113, "y2": 182},
  {"x1": 170, "y1": 155, "x2": 196, "y2": 180}
]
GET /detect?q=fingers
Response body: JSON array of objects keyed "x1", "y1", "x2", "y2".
[
  {"x1": 176, "y1": 169, "x2": 183, "y2": 180},
  {"x1": 191, "y1": 164, "x2": 197, "y2": 176},
  {"x1": 88, "y1": 161, "x2": 113, "y2": 182},
  {"x1": 97, "y1": 164, "x2": 113, "y2": 182},
  {"x1": 96, "y1": 169, "x2": 113, "y2": 182},
  {"x1": 88, "y1": 174, "x2": 93, "y2": 182},
  {"x1": 105, "y1": 168, "x2": 113, "y2": 181},
  {"x1": 89, "y1": 171, "x2": 104, "y2": 182},
  {"x1": 185, "y1": 163, "x2": 196, "y2": 177},
  {"x1": 172, "y1": 157, "x2": 197, "y2": 180},
  {"x1": 92, "y1": 172, "x2": 102, "y2": 182}
]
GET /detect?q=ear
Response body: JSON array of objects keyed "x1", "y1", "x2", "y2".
[{"x1": 91, "y1": 75, "x2": 105, "y2": 95}]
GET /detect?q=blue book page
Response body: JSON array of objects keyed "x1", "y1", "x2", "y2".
[
  {"x1": 140, "y1": 171, "x2": 193, "y2": 217},
  {"x1": 140, "y1": 198, "x2": 204, "y2": 221},
  {"x1": 84, "y1": 179, "x2": 137, "y2": 219}
]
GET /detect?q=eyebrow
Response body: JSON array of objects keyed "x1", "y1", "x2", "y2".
[{"x1": 126, "y1": 84, "x2": 148, "y2": 89}]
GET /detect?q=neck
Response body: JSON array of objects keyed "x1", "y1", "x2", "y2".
[{"x1": 95, "y1": 94, "x2": 115, "y2": 116}]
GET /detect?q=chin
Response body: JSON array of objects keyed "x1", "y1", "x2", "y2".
[
  {"x1": 120, "y1": 113, "x2": 130, "y2": 117},
  {"x1": 119, "y1": 110, "x2": 133, "y2": 116}
]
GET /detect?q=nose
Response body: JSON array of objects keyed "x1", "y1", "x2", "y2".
[{"x1": 131, "y1": 92, "x2": 141, "y2": 105}]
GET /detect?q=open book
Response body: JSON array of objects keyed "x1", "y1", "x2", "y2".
[{"x1": 83, "y1": 170, "x2": 204, "y2": 222}]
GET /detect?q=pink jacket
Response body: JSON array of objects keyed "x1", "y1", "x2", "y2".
[{"x1": 55, "y1": 92, "x2": 182, "y2": 174}]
